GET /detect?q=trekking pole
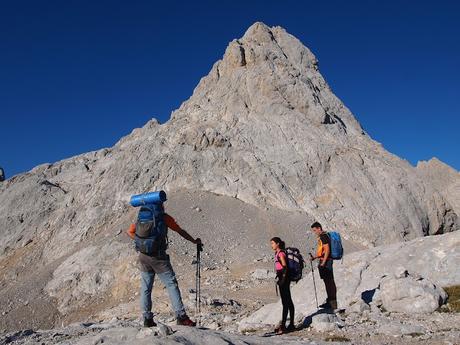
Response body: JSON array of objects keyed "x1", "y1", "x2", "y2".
[
  {"x1": 309, "y1": 253, "x2": 319, "y2": 309},
  {"x1": 195, "y1": 247, "x2": 199, "y2": 324},
  {"x1": 195, "y1": 239, "x2": 203, "y2": 326}
]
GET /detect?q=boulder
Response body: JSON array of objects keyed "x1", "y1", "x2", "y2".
[
  {"x1": 346, "y1": 299, "x2": 371, "y2": 314},
  {"x1": 311, "y1": 313, "x2": 341, "y2": 332},
  {"x1": 380, "y1": 274, "x2": 447, "y2": 313}
]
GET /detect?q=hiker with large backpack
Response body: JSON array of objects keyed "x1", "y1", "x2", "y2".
[
  {"x1": 309, "y1": 222, "x2": 342, "y2": 310},
  {"x1": 271, "y1": 237, "x2": 295, "y2": 334},
  {"x1": 127, "y1": 191, "x2": 202, "y2": 327}
]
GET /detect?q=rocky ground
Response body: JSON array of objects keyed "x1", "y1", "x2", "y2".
[
  {"x1": 0, "y1": 189, "x2": 364, "y2": 333},
  {"x1": 1, "y1": 308, "x2": 459, "y2": 345},
  {"x1": 1, "y1": 222, "x2": 459, "y2": 344}
]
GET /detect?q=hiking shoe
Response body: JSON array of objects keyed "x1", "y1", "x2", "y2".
[
  {"x1": 143, "y1": 317, "x2": 156, "y2": 327},
  {"x1": 274, "y1": 321, "x2": 284, "y2": 333},
  {"x1": 319, "y1": 301, "x2": 331, "y2": 309},
  {"x1": 286, "y1": 324, "x2": 296, "y2": 332},
  {"x1": 176, "y1": 315, "x2": 196, "y2": 327},
  {"x1": 276, "y1": 324, "x2": 287, "y2": 335}
]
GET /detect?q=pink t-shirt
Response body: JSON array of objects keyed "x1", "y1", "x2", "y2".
[{"x1": 274, "y1": 251, "x2": 286, "y2": 271}]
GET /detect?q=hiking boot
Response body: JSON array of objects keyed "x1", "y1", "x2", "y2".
[
  {"x1": 286, "y1": 324, "x2": 296, "y2": 332},
  {"x1": 176, "y1": 315, "x2": 196, "y2": 327},
  {"x1": 319, "y1": 300, "x2": 331, "y2": 309},
  {"x1": 143, "y1": 317, "x2": 156, "y2": 327},
  {"x1": 276, "y1": 324, "x2": 287, "y2": 335},
  {"x1": 274, "y1": 322, "x2": 283, "y2": 333}
]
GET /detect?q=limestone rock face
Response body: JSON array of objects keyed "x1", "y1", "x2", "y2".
[
  {"x1": 45, "y1": 242, "x2": 134, "y2": 314},
  {"x1": 239, "y1": 231, "x2": 460, "y2": 331},
  {"x1": 417, "y1": 158, "x2": 460, "y2": 217}
]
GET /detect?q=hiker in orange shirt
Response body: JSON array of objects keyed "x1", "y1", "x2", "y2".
[{"x1": 310, "y1": 222, "x2": 337, "y2": 310}]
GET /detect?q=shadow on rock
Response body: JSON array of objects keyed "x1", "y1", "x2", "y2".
[
  {"x1": 361, "y1": 288, "x2": 377, "y2": 304},
  {"x1": 301, "y1": 308, "x2": 334, "y2": 329}
]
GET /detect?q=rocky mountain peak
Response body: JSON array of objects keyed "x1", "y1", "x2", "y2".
[
  {"x1": 170, "y1": 22, "x2": 363, "y2": 138},
  {"x1": 240, "y1": 22, "x2": 318, "y2": 69}
]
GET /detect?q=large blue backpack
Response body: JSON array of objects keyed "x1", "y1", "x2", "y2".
[
  {"x1": 327, "y1": 231, "x2": 344, "y2": 260},
  {"x1": 134, "y1": 204, "x2": 168, "y2": 256},
  {"x1": 285, "y1": 247, "x2": 304, "y2": 282}
]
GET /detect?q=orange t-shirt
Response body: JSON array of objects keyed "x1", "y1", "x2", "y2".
[{"x1": 316, "y1": 233, "x2": 331, "y2": 259}]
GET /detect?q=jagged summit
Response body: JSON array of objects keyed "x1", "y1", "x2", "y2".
[
  {"x1": 241, "y1": 22, "x2": 319, "y2": 70},
  {"x1": 170, "y1": 22, "x2": 364, "y2": 138}
]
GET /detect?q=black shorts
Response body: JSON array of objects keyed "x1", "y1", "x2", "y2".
[{"x1": 318, "y1": 260, "x2": 334, "y2": 280}]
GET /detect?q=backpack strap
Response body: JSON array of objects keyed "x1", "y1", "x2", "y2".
[{"x1": 275, "y1": 249, "x2": 286, "y2": 263}]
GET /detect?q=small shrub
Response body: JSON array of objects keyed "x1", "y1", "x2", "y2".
[
  {"x1": 443, "y1": 285, "x2": 460, "y2": 312},
  {"x1": 325, "y1": 335, "x2": 351, "y2": 342},
  {"x1": 406, "y1": 332, "x2": 424, "y2": 337},
  {"x1": 242, "y1": 328, "x2": 259, "y2": 334}
]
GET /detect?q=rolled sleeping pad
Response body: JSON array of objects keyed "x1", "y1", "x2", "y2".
[{"x1": 130, "y1": 191, "x2": 167, "y2": 207}]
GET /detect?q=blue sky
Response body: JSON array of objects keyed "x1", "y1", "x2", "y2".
[{"x1": 1, "y1": 0, "x2": 459, "y2": 178}]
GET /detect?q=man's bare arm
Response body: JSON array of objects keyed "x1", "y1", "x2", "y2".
[
  {"x1": 165, "y1": 213, "x2": 201, "y2": 244},
  {"x1": 172, "y1": 227, "x2": 201, "y2": 244}
]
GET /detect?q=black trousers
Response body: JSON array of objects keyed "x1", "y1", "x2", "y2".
[
  {"x1": 318, "y1": 260, "x2": 337, "y2": 301},
  {"x1": 278, "y1": 278, "x2": 295, "y2": 325}
]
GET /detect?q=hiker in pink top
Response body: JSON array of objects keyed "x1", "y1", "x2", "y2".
[{"x1": 271, "y1": 237, "x2": 295, "y2": 334}]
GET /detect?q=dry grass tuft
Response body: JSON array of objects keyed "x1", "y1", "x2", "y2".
[
  {"x1": 325, "y1": 335, "x2": 351, "y2": 342},
  {"x1": 444, "y1": 285, "x2": 460, "y2": 312}
]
